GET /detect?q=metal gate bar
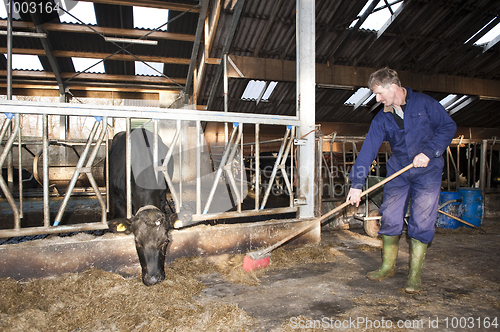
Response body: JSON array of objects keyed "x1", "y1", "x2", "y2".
[
  {"x1": 158, "y1": 124, "x2": 181, "y2": 213},
  {"x1": 1, "y1": 102, "x2": 301, "y2": 238},
  {"x1": 0, "y1": 113, "x2": 20, "y2": 227},
  {"x1": 203, "y1": 123, "x2": 242, "y2": 214},
  {"x1": 53, "y1": 117, "x2": 108, "y2": 226}
]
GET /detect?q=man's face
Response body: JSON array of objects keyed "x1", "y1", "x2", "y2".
[{"x1": 372, "y1": 84, "x2": 397, "y2": 107}]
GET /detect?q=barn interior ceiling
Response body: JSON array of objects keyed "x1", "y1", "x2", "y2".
[{"x1": 1, "y1": 0, "x2": 500, "y2": 129}]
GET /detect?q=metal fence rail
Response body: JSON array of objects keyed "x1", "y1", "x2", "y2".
[{"x1": 0, "y1": 101, "x2": 299, "y2": 238}]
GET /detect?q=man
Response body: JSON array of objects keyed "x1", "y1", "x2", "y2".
[{"x1": 346, "y1": 67, "x2": 456, "y2": 293}]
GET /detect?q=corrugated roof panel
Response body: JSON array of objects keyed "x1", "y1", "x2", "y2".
[
  {"x1": 166, "y1": 10, "x2": 198, "y2": 34},
  {"x1": 94, "y1": 3, "x2": 133, "y2": 29}
]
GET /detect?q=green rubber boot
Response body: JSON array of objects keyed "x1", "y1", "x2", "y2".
[
  {"x1": 405, "y1": 238, "x2": 428, "y2": 294},
  {"x1": 367, "y1": 235, "x2": 400, "y2": 281}
]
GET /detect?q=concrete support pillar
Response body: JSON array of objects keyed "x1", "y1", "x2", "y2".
[{"x1": 297, "y1": 0, "x2": 316, "y2": 219}]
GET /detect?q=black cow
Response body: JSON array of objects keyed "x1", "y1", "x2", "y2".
[
  {"x1": 106, "y1": 128, "x2": 176, "y2": 286},
  {"x1": 109, "y1": 205, "x2": 176, "y2": 286}
]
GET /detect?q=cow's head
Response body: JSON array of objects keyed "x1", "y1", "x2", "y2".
[{"x1": 108, "y1": 205, "x2": 175, "y2": 286}]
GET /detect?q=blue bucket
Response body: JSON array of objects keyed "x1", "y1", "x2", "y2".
[
  {"x1": 436, "y1": 191, "x2": 462, "y2": 229},
  {"x1": 458, "y1": 187, "x2": 484, "y2": 228}
]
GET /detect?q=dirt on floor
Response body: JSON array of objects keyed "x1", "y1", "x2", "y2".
[{"x1": 1, "y1": 217, "x2": 500, "y2": 332}]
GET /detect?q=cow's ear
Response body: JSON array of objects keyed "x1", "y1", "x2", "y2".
[{"x1": 108, "y1": 218, "x2": 132, "y2": 234}]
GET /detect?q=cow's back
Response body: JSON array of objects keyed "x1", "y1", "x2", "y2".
[{"x1": 107, "y1": 128, "x2": 172, "y2": 219}]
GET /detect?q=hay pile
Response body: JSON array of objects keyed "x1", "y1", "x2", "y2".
[
  {"x1": 0, "y1": 238, "x2": 348, "y2": 331},
  {"x1": 0, "y1": 257, "x2": 255, "y2": 332},
  {"x1": 206, "y1": 242, "x2": 342, "y2": 286}
]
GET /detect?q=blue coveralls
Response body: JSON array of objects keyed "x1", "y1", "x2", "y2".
[{"x1": 349, "y1": 88, "x2": 457, "y2": 243}]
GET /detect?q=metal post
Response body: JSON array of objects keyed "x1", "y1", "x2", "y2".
[
  {"x1": 480, "y1": 139, "x2": 487, "y2": 194},
  {"x1": 153, "y1": 119, "x2": 159, "y2": 182},
  {"x1": 6, "y1": 0, "x2": 13, "y2": 191},
  {"x1": 260, "y1": 126, "x2": 290, "y2": 209},
  {"x1": 223, "y1": 53, "x2": 229, "y2": 143},
  {"x1": 53, "y1": 120, "x2": 100, "y2": 226},
  {"x1": 126, "y1": 118, "x2": 132, "y2": 218},
  {"x1": 446, "y1": 146, "x2": 451, "y2": 191},
  {"x1": 488, "y1": 137, "x2": 496, "y2": 190},
  {"x1": 330, "y1": 133, "x2": 336, "y2": 197},
  {"x1": 221, "y1": 124, "x2": 243, "y2": 209},
  {"x1": 473, "y1": 142, "x2": 477, "y2": 186},
  {"x1": 83, "y1": 117, "x2": 108, "y2": 224},
  {"x1": 255, "y1": 123, "x2": 260, "y2": 210},
  {"x1": 203, "y1": 124, "x2": 239, "y2": 214},
  {"x1": 467, "y1": 139, "x2": 471, "y2": 187},
  {"x1": 0, "y1": 114, "x2": 20, "y2": 227},
  {"x1": 239, "y1": 123, "x2": 243, "y2": 213},
  {"x1": 196, "y1": 120, "x2": 201, "y2": 215},
  {"x1": 342, "y1": 141, "x2": 347, "y2": 188},
  {"x1": 457, "y1": 145, "x2": 460, "y2": 188},
  {"x1": 17, "y1": 114, "x2": 23, "y2": 218},
  {"x1": 297, "y1": 0, "x2": 316, "y2": 219},
  {"x1": 43, "y1": 115, "x2": 50, "y2": 226},
  {"x1": 446, "y1": 147, "x2": 458, "y2": 191},
  {"x1": 160, "y1": 130, "x2": 180, "y2": 212},
  {"x1": 177, "y1": 120, "x2": 183, "y2": 207},
  {"x1": 288, "y1": 126, "x2": 296, "y2": 207},
  {"x1": 7, "y1": 0, "x2": 12, "y2": 101},
  {"x1": 106, "y1": 130, "x2": 110, "y2": 213},
  {"x1": 316, "y1": 128, "x2": 323, "y2": 217}
]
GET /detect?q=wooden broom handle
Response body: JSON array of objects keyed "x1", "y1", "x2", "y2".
[{"x1": 261, "y1": 163, "x2": 415, "y2": 255}]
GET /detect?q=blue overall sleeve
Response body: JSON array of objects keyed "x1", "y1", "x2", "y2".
[
  {"x1": 348, "y1": 117, "x2": 386, "y2": 190},
  {"x1": 419, "y1": 99, "x2": 457, "y2": 159}
]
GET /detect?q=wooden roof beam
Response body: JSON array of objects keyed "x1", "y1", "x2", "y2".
[
  {"x1": 29, "y1": 12, "x2": 66, "y2": 101},
  {"x1": 0, "y1": 86, "x2": 161, "y2": 100},
  {"x1": 0, "y1": 20, "x2": 196, "y2": 42},
  {"x1": 0, "y1": 48, "x2": 191, "y2": 65},
  {"x1": 194, "y1": 0, "x2": 223, "y2": 101},
  {"x1": 207, "y1": 0, "x2": 247, "y2": 109},
  {"x1": 225, "y1": 55, "x2": 500, "y2": 99},
  {"x1": 185, "y1": 0, "x2": 210, "y2": 103},
  {"x1": 79, "y1": 0, "x2": 201, "y2": 12},
  {"x1": 0, "y1": 70, "x2": 185, "y2": 84}
]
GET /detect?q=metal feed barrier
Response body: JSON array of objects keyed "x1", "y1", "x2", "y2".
[{"x1": 0, "y1": 100, "x2": 301, "y2": 238}]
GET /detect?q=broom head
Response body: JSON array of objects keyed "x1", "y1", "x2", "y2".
[{"x1": 242, "y1": 252, "x2": 271, "y2": 272}]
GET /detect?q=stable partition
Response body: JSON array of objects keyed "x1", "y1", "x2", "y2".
[{"x1": 0, "y1": 100, "x2": 303, "y2": 238}]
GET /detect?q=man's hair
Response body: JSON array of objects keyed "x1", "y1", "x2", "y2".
[{"x1": 367, "y1": 67, "x2": 401, "y2": 90}]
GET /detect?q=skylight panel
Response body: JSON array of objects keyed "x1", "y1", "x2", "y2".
[
  {"x1": 0, "y1": 3, "x2": 6, "y2": 18},
  {"x1": 474, "y1": 19, "x2": 500, "y2": 46},
  {"x1": 344, "y1": 88, "x2": 374, "y2": 106},
  {"x1": 350, "y1": 0, "x2": 403, "y2": 31},
  {"x1": 241, "y1": 80, "x2": 277, "y2": 101},
  {"x1": 439, "y1": 94, "x2": 458, "y2": 108},
  {"x1": 262, "y1": 81, "x2": 278, "y2": 100},
  {"x1": 11, "y1": 54, "x2": 43, "y2": 70},
  {"x1": 440, "y1": 94, "x2": 472, "y2": 115},
  {"x1": 447, "y1": 95, "x2": 469, "y2": 109},
  {"x1": 135, "y1": 61, "x2": 164, "y2": 76},
  {"x1": 72, "y1": 58, "x2": 105, "y2": 74},
  {"x1": 133, "y1": 6, "x2": 169, "y2": 31},
  {"x1": 59, "y1": 1, "x2": 97, "y2": 25}
]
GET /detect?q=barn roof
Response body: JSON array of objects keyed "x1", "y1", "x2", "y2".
[{"x1": 1, "y1": 0, "x2": 500, "y2": 128}]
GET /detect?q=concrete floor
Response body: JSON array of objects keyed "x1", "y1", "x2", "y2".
[
  {"x1": 1, "y1": 192, "x2": 499, "y2": 331},
  {"x1": 198, "y1": 219, "x2": 500, "y2": 331}
]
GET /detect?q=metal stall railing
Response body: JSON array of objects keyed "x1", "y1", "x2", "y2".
[
  {"x1": 319, "y1": 134, "x2": 500, "y2": 201},
  {"x1": 320, "y1": 133, "x2": 391, "y2": 200},
  {"x1": 0, "y1": 101, "x2": 300, "y2": 238},
  {"x1": 443, "y1": 136, "x2": 499, "y2": 193}
]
